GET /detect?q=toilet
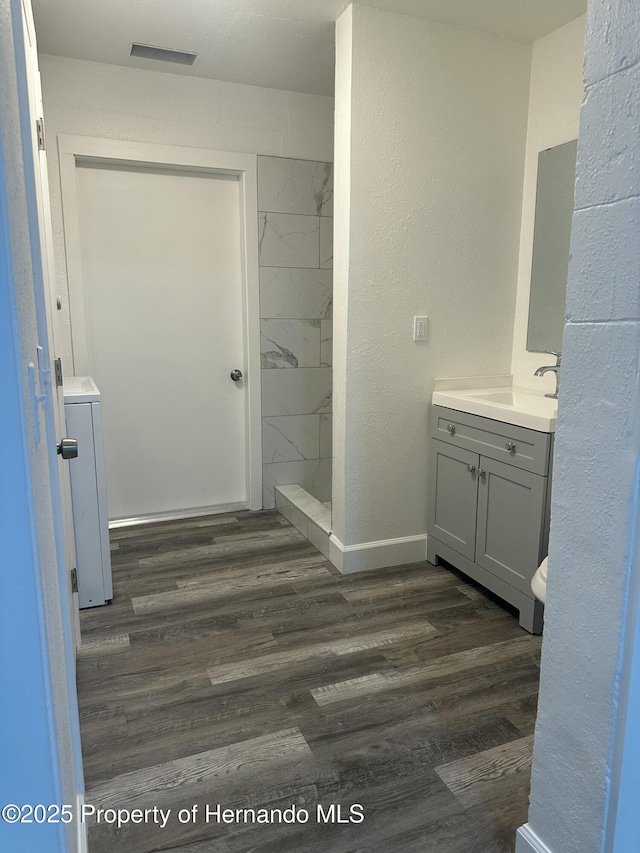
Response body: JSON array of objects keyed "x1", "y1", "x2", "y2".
[{"x1": 531, "y1": 556, "x2": 548, "y2": 604}]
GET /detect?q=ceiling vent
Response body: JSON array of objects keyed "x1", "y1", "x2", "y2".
[{"x1": 130, "y1": 43, "x2": 198, "y2": 66}]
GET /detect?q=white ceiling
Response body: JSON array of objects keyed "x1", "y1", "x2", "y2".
[{"x1": 32, "y1": 0, "x2": 587, "y2": 97}]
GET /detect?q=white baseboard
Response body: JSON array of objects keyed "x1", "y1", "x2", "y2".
[
  {"x1": 329, "y1": 533, "x2": 427, "y2": 574},
  {"x1": 515, "y1": 824, "x2": 554, "y2": 853},
  {"x1": 109, "y1": 502, "x2": 248, "y2": 528}
]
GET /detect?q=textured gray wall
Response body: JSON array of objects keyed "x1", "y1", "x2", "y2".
[{"x1": 518, "y1": 1, "x2": 640, "y2": 851}]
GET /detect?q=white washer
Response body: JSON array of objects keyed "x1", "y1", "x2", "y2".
[{"x1": 63, "y1": 377, "x2": 113, "y2": 608}]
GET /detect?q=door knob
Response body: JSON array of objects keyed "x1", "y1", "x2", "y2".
[
  {"x1": 230, "y1": 369, "x2": 243, "y2": 382},
  {"x1": 57, "y1": 437, "x2": 78, "y2": 459}
]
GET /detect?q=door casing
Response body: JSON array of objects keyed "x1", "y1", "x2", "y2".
[
  {"x1": 57, "y1": 136, "x2": 263, "y2": 512},
  {"x1": 20, "y1": 5, "x2": 81, "y2": 649}
]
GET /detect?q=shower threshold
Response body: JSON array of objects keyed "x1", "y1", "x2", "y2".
[{"x1": 275, "y1": 484, "x2": 332, "y2": 562}]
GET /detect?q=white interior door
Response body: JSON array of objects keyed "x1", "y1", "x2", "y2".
[
  {"x1": 20, "y1": 0, "x2": 81, "y2": 648},
  {"x1": 73, "y1": 162, "x2": 248, "y2": 520}
]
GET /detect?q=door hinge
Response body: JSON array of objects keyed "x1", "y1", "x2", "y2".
[
  {"x1": 54, "y1": 357, "x2": 63, "y2": 387},
  {"x1": 70, "y1": 568, "x2": 78, "y2": 594},
  {"x1": 36, "y1": 117, "x2": 45, "y2": 151}
]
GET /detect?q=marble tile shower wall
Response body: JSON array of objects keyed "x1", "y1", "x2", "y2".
[{"x1": 258, "y1": 156, "x2": 333, "y2": 508}]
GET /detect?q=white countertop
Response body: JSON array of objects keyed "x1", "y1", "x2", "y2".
[
  {"x1": 63, "y1": 376, "x2": 101, "y2": 404},
  {"x1": 432, "y1": 380, "x2": 557, "y2": 433}
]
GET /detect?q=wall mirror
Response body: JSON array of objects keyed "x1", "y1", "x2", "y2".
[{"x1": 527, "y1": 138, "x2": 578, "y2": 353}]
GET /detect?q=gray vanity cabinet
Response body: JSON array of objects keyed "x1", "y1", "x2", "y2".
[
  {"x1": 428, "y1": 442, "x2": 478, "y2": 561},
  {"x1": 428, "y1": 406, "x2": 551, "y2": 634},
  {"x1": 475, "y1": 456, "x2": 546, "y2": 594}
]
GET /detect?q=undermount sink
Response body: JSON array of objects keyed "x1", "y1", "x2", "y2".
[
  {"x1": 468, "y1": 389, "x2": 545, "y2": 406},
  {"x1": 471, "y1": 390, "x2": 520, "y2": 405},
  {"x1": 432, "y1": 384, "x2": 557, "y2": 432}
]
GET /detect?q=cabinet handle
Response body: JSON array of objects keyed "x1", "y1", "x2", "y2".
[
  {"x1": 467, "y1": 464, "x2": 476, "y2": 474},
  {"x1": 477, "y1": 469, "x2": 486, "y2": 478},
  {"x1": 506, "y1": 441, "x2": 517, "y2": 452},
  {"x1": 447, "y1": 424, "x2": 456, "y2": 435}
]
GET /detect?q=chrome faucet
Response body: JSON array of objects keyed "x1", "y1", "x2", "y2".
[{"x1": 534, "y1": 351, "x2": 561, "y2": 399}]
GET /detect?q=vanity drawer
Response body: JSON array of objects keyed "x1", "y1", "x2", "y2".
[{"x1": 431, "y1": 405, "x2": 551, "y2": 475}]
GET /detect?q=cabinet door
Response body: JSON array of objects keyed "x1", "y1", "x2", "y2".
[
  {"x1": 428, "y1": 440, "x2": 478, "y2": 561},
  {"x1": 475, "y1": 455, "x2": 546, "y2": 594}
]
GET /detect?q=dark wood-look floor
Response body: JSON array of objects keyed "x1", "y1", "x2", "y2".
[{"x1": 77, "y1": 510, "x2": 541, "y2": 853}]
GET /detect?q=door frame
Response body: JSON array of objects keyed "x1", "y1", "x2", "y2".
[
  {"x1": 20, "y1": 0, "x2": 81, "y2": 649},
  {"x1": 57, "y1": 135, "x2": 263, "y2": 511}
]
